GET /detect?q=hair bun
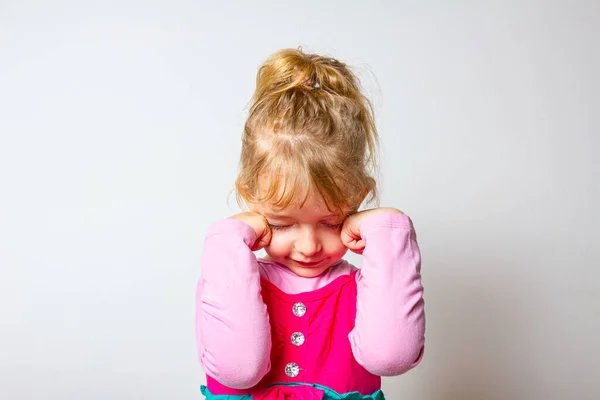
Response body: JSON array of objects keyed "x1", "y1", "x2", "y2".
[{"x1": 253, "y1": 48, "x2": 359, "y2": 102}]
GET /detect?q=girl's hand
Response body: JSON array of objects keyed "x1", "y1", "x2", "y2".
[
  {"x1": 229, "y1": 212, "x2": 272, "y2": 251},
  {"x1": 340, "y1": 207, "x2": 404, "y2": 254}
]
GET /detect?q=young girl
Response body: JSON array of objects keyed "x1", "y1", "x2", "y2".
[{"x1": 196, "y1": 48, "x2": 425, "y2": 399}]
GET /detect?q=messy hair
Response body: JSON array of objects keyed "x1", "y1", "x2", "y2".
[{"x1": 235, "y1": 47, "x2": 379, "y2": 214}]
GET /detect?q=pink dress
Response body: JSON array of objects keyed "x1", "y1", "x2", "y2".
[{"x1": 196, "y1": 213, "x2": 425, "y2": 398}]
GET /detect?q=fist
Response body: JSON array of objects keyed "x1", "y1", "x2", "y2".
[
  {"x1": 229, "y1": 212, "x2": 272, "y2": 251},
  {"x1": 340, "y1": 207, "x2": 404, "y2": 254}
]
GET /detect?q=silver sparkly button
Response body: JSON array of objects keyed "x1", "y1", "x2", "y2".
[
  {"x1": 285, "y1": 362, "x2": 300, "y2": 378},
  {"x1": 292, "y1": 302, "x2": 306, "y2": 317},
  {"x1": 291, "y1": 332, "x2": 305, "y2": 346}
]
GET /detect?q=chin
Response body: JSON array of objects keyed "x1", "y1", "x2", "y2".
[
  {"x1": 292, "y1": 268, "x2": 327, "y2": 278},
  {"x1": 286, "y1": 261, "x2": 336, "y2": 278}
]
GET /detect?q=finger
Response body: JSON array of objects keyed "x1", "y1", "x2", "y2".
[
  {"x1": 341, "y1": 214, "x2": 358, "y2": 235},
  {"x1": 341, "y1": 219, "x2": 361, "y2": 243},
  {"x1": 339, "y1": 229, "x2": 352, "y2": 248},
  {"x1": 340, "y1": 224, "x2": 364, "y2": 250},
  {"x1": 252, "y1": 220, "x2": 272, "y2": 251},
  {"x1": 345, "y1": 239, "x2": 366, "y2": 255}
]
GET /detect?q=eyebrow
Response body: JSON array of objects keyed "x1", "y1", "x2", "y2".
[
  {"x1": 263, "y1": 212, "x2": 343, "y2": 221},
  {"x1": 263, "y1": 213, "x2": 295, "y2": 220}
]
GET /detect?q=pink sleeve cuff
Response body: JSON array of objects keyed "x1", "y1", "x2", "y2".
[{"x1": 206, "y1": 218, "x2": 257, "y2": 248}]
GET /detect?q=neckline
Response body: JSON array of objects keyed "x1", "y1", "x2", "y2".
[{"x1": 260, "y1": 269, "x2": 357, "y2": 302}]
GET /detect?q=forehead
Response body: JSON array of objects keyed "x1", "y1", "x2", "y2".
[{"x1": 254, "y1": 192, "x2": 346, "y2": 220}]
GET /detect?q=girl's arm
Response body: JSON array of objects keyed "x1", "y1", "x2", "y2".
[
  {"x1": 348, "y1": 212, "x2": 426, "y2": 376},
  {"x1": 196, "y1": 219, "x2": 271, "y2": 389}
]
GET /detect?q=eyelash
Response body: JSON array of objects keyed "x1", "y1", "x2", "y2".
[
  {"x1": 323, "y1": 223, "x2": 343, "y2": 230},
  {"x1": 268, "y1": 223, "x2": 342, "y2": 231},
  {"x1": 268, "y1": 224, "x2": 290, "y2": 231}
]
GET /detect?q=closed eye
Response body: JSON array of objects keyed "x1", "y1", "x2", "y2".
[
  {"x1": 322, "y1": 222, "x2": 343, "y2": 230},
  {"x1": 268, "y1": 223, "x2": 292, "y2": 231}
]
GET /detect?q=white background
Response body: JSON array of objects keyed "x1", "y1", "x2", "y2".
[{"x1": 1, "y1": 1, "x2": 599, "y2": 399}]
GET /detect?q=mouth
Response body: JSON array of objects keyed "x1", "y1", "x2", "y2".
[{"x1": 292, "y1": 259, "x2": 327, "y2": 268}]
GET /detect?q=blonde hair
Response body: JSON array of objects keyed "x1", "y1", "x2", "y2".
[{"x1": 235, "y1": 47, "x2": 379, "y2": 214}]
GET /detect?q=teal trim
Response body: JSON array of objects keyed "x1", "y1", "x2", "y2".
[
  {"x1": 200, "y1": 383, "x2": 385, "y2": 400},
  {"x1": 200, "y1": 385, "x2": 252, "y2": 399}
]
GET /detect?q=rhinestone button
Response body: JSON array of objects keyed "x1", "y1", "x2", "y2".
[
  {"x1": 292, "y1": 302, "x2": 306, "y2": 317},
  {"x1": 285, "y1": 362, "x2": 300, "y2": 378},
  {"x1": 291, "y1": 332, "x2": 305, "y2": 346}
]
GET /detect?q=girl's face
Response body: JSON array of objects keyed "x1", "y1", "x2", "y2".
[{"x1": 252, "y1": 192, "x2": 350, "y2": 278}]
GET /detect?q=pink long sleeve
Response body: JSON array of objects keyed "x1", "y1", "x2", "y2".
[
  {"x1": 196, "y1": 213, "x2": 425, "y2": 387},
  {"x1": 349, "y1": 213, "x2": 426, "y2": 376},
  {"x1": 195, "y1": 219, "x2": 271, "y2": 389}
]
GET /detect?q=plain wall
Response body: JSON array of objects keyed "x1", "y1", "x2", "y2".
[{"x1": 1, "y1": 1, "x2": 598, "y2": 399}]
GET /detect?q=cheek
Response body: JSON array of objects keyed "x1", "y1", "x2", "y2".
[
  {"x1": 322, "y1": 232, "x2": 347, "y2": 255},
  {"x1": 264, "y1": 234, "x2": 292, "y2": 257}
]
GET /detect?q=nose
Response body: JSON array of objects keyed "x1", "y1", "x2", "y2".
[{"x1": 295, "y1": 226, "x2": 322, "y2": 257}]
